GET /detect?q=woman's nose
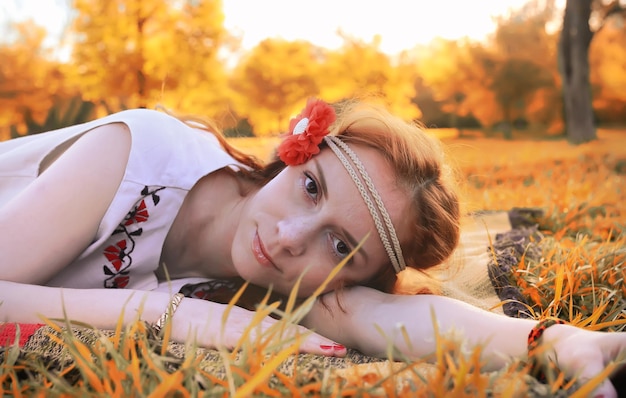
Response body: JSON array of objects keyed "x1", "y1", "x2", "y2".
[{"x1": 277, "y1": 216, "x2": 312, "y2": 256}]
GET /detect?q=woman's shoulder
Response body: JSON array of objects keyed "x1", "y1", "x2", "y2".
[
  {"x1": 109, "y1": 109, "x2": 238, "y2": 189},
  {"x1": 107, "y1": 109, "x2": 222, "y2": 147},
  {"x1": 104, "y1": 109, "x2": 190, "y2": 137}
]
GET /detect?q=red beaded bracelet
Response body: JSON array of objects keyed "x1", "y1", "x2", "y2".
[
  {"x1": 528, "y1": 318, "x2": 567, "y2": 353},
  {"x1": 527, "y1": 318, "x2": 567, "y2": 382}
]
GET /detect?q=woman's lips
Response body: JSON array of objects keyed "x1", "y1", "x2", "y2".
[{"x1": 253, "y1": 230, "x2": 280, "y2": 272}]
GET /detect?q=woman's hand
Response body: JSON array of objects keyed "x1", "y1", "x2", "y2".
[
  {"x1": 303, "y1": 286, "x2": 626, "y2": 396},
  {"x1": 157, "y1": 295, "x2": 348, "y2": 357},
  {"x1": 546, "y1": 325, "x2": 626, "y2": 398}
]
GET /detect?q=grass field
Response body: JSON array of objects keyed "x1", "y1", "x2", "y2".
[{"x1": 2, "y1": 129, "x2": 625, "y2": 396}]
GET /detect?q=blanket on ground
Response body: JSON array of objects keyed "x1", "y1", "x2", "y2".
[{"x1": 0, "y1": 209, "x2": 562, "y2": 396}]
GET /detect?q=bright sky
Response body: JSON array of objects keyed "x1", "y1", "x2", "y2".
[
  {"x1": 222, "y1": 0, "x2": 547, "y2": 54},
  {"x1": 2, "y1": 0, "x2": 558, "y2": 55}
]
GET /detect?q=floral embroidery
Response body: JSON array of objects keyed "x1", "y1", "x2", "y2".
[
  {"x1": 103, "y1": 185, "x2": 165, "y2": 288},
  {"x1": 277, "y1": 98, "x2": 336, "y2": 166},
  {"x1": 103, "y1": 240, "x2": 128, "y2": 271},
  {"x1": 124, "y1": 199, "x2": 149, "y2": 225}
]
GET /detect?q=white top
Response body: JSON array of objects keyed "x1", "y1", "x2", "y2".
[{"x1": 0, "y1": 109, "x2": 239, "y2": 291}]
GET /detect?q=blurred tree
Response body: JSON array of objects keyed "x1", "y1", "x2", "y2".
[
  {"x1": 70, "y1": 0, "x2": 169, "y2": 112},
  {"x1": 416, "y1": 1, "x2": 561, "y2": 136},
  {"x1": 384, "y1": 53, "x2": 422, "y2": 122},
  {"x1": 589, "y1": 13, "x2": 626, "y2": 124},
  {"x1": 489, "y1": 0, "x2": 560, "y2": 137},
  {"x1": 151, "y1": 0, "x2": 234, "y2": 120},
  {"x1": 69, "y1": 0, "x2": 231, "y2": 117},
  {"x1": 459, "y1": 44, "x2": 503, "y2": 129},
  {"x1": 319, "y1": 34, "x2": 420, "y2": 121},
  {"x1": 20, "y1": 95, "x2": 97, "y2": 136},
  {"x1": 559, "y1": 0, "x2": 626, "y2": 143},
  {"x1": 411, "y1": 76, "x2": 447, "y2": 128},
  {"x1": 0, "y1": 21, "x2": 77, "y2": 139},
  {"x1": 415, "y1": 38, "x2": 477, "y2": 134},
  {"x1": 491, "y1": 59, "x2": 552, "y2": 137},
  {"x1": 229, "y1": 38, "x2": 321, "y2": 135},
  {"x1": 321, "y1": 35, "x2": 385, "y2": 100}
]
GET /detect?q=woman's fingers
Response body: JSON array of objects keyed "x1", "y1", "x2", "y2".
[
  {"x1": 572, "y1": 350, "x2": 618, "y2": 398},
  {"x1": 296, "y1": 329, "x2": 347, "y2": 357},
  {"x1": 264, "y1": 323, "x2": 348, "y2": 357},
  {"x1": 555, "y1": 331, "x2": 626, "y2": 398},
  {"x1": 217, "y1": 315, "x2": 346, "y2": 357}
]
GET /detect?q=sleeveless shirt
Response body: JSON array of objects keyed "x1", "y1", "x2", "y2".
[{"x1": 0, "y1": 109, "x2": 238, "y2": 291}]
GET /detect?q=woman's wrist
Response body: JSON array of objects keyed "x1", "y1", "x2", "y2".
[
  {"x1": 528, "y1": 318, "x2": 567, "y2": 354},
  {"x1": 152, "y1": 293, "x2": 185, "y2": 333}
]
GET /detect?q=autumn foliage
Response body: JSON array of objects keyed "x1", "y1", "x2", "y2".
[{"x1": 1, "y1": 0, "x2": 626, "y2": 140}]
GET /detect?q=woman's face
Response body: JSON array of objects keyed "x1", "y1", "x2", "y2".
[{"x1": 231, "y1": 144, "x2": 413, "y2": 297}]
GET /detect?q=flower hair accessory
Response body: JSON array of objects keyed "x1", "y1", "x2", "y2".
[
  {"x1": 277, "y1": 98, "x2": 336, "y2": 166},
  {"x1": 277, "y1": 98, "x2": 406, "y2": 274}
]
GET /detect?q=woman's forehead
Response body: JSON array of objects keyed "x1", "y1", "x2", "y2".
[
  {"x1": 317, "y1": 145, "x2": 406, "y2": 210},
  {"x1": 314, "y1": 145, "x2": 412, "y2": 255}
]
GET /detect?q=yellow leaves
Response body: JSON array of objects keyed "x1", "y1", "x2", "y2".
[
  {"x1": 0, "y1": 20, "x2": 62, "y2": 136},
  {"x1": 230, "y1": 38, "x2": 321, "y2": 135},
  {"x1": 3, "y1": 0, "x2": 626, "y2": 137},
  {"x1": 590, "y1": 17, "x2": 626, "y2": 104}
]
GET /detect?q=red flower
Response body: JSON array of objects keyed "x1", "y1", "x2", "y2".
[
  {"x1": 124, "y1": 200, "x2": 149, "y2": 226},
  {"x1": 103, "y1": 239, "x2": 128, "y2": 271},
  {"x1": 277, "y1": 98, "x2": 336, "y2": 166}
]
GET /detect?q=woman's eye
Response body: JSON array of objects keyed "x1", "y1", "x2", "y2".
[
  {"x1": 332, "y1": 235, "x2": 350, "y2": 258},
  {"x1": 304, "y1": 174, "x2": 319, "y2": 198}
]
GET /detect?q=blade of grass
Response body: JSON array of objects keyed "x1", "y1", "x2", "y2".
[{"x1": 233, "y1": 341, "x2": 299, "y2": 398}]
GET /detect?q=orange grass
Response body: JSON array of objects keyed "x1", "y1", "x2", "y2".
[{"x1": 2, "y1": 130, "x2": 625, "y2": 396}]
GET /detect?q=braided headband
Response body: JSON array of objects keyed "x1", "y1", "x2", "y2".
[
  {"x1": 277, "y1": 98, "x2": 406, "y2": 273},
  {"x1": 323, "y1": 136, "x2": 406, "y2": 273}
]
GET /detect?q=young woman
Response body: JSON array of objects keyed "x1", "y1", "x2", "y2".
[{"x1": 0, "y1": 99, "x2": 623, "y2": 397}]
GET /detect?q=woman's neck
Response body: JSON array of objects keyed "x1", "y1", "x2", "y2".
[{"x1": 158, "y1": 169, "x2": 254, "y2": 281}]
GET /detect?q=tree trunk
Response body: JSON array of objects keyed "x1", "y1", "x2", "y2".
[
  {"x1": 135, "y1": 0, "x2": 147, "y2": 108},
  {"x1": 558, "y1": 0, "x2": 596, "y2": 144}
]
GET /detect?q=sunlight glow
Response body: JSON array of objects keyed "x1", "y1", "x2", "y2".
[{"x1": 2, "y1": 0, "x2": 564, "y2": 56}]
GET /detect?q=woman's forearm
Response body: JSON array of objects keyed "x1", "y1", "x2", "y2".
[
  {"x1": 0, "y1": 281, "x2": 345, "y2": 354},
  {"x1": 0, "y1": 280, "x2": 230, "y2": 347},
  {"x1": 304, "y1": 286, "x2": 537, "y2": 370},
  {"x1": 0, "y1": 280, "x2": 171, "y2": 327}
]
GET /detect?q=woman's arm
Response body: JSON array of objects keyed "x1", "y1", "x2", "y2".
[
  {"x1": 303, "y1": 286, "x2": 529, "y2": 367},
  {"x1": 303, "y1": 286, "x2": 626, "y2": 396},
  {"x1": 0, "y1": 123, "x2": 131, "y2": 284},
  {"x1": 0, "y1": 280, "x2": 345, "y2": 356}
]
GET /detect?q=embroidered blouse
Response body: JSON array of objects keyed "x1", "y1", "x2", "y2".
[{"x1": 0, "y1": 109, "x2": 239, "y2": 291}]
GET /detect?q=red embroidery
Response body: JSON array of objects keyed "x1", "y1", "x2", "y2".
[
  {"x1": 114, "y1": 275, "x2": 129, "y2": 288},
  {"x1": 124, "y1": 199, "x2": 149, "y2": 225},
  {"x1": 103, "y1": 240, "x2": 128, "y2": 271},
  {"x1": 102, "y1": 186, "x2": 165, "y2": 288}
]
